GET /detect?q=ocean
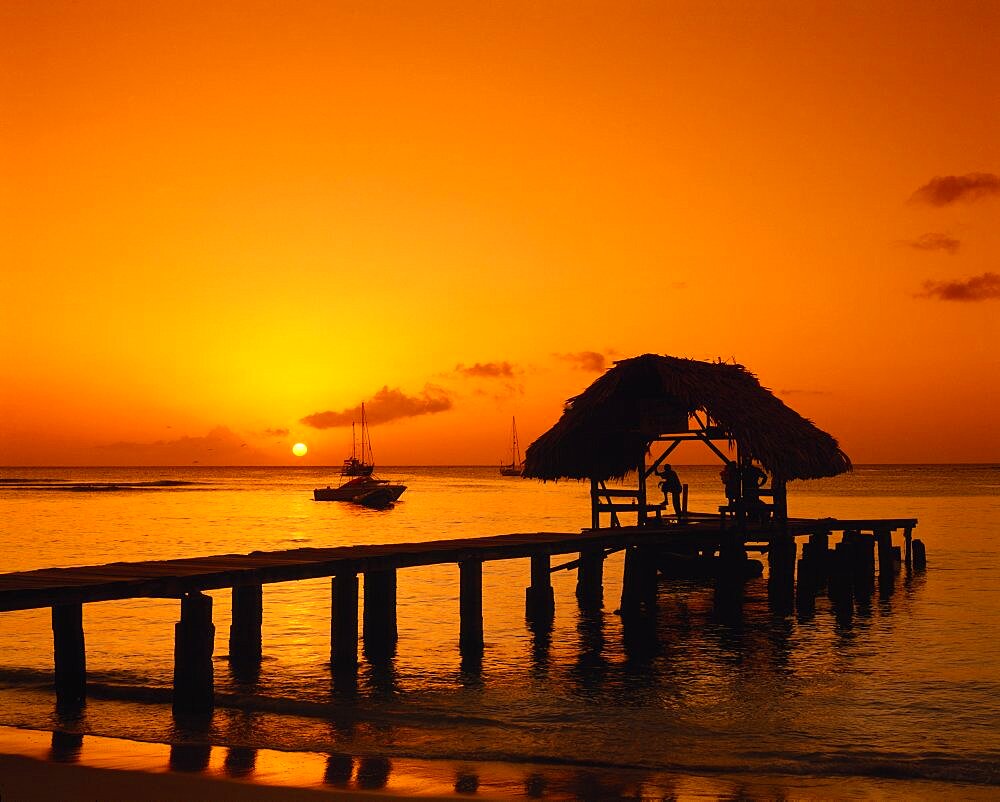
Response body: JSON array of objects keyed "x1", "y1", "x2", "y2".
[{"x1": 0, "y1": 465, "x2": 998, "y2": 798}]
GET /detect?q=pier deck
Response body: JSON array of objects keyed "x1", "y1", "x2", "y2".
[
  {"x1": 0, "y1": 514, "x2": 915, "y2": 612},
  {"x1": 0, "y1": 514, "x2": 918, "y2": 711}
]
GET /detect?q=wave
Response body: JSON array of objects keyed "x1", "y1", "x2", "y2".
[
  {"x1": 1, "y1": 673, "x2": 996, "y2": 787},
  {"x1": 0, "y1": 479, "x2": 207, "y2": 492}
]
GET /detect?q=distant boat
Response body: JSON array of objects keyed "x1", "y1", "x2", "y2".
[
  {"x1": 341, "y1": 403, "x2": 375, "y2": 477},
  {"x1": 500, "y1": 417, "x2": 524, "y2": 477},
  {"x1": 313, "y1": 475, "x2": 406, "y2": 507}
]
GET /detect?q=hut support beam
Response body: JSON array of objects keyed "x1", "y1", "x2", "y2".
[
  {"x1": 52, "y1": 603, "x2": 86, "y2": 706},
  {"x1": 459, "y1": 559, "x2": 484, "y2": 652},
  {"x1": 173, "y1": 592, "x2": 215, "y2": 714},
  {"x1": 330, "y1": 573, "x2": 359, "y2": 675}
]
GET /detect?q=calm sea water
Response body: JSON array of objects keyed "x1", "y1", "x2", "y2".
[{"x1": 0, "y1": 465, "x2": 998, "y2": 797}]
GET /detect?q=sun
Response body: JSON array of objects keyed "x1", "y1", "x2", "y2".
[{"x1": 291, "y1": 442, "x2": 308, "y2": 457}]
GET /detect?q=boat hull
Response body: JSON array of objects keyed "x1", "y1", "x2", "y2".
[{"x1": 314, "y1": 480, "x2": 406, "y2": 503}]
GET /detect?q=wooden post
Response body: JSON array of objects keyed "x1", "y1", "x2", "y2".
[
  {"x1": 637, "y1": 452, "x2": 648, "y2": 526},
  {"x1": 52, "y1": 603, "x2": 86, "y2": 706},
  {"x1": 525, "y1": 554, "x2": 555, "y2": 622},
  {"x1": 772, "y1": 476, "x2": 788, "y2": 532},
  {"x1": 363, "y1": 568, "x2": 398, "y2": 659},
  {"x1": 590, "y1": 477, "x2": 600, "y2": 530},
  {"x1": 681, "y1": 483, "x2": 689, "y2": 515},
  {"x1": 459, "y1": 559, "x2": 484, "y2": 652},
  {"x1": 229, "y1": 584, "x2": 263, "y2": 665},
  {"x1": 767, "y1": 536, "x2": 796, "y2": 605},
  {"x1": 620, "y1": 546, "x2": 657, "y2": 615},
  {"x1": 576, "y1": 548, "x2": 604, "y2": 607},
  {"x1": 903, "y1": 527, "x2": 913, "y2": 567},
  {"x1": 912, "y1": 539, "x2": 927, "y2": 570},
  {"x1": 875, "y1": 529, "x2": 894, "y2": 578},
  {"x1": 173, "y1": 592, "x2": 214, "y2": 713},
  {"x1": 330, "y1": 572, "x2": 358, "y2": 674}
]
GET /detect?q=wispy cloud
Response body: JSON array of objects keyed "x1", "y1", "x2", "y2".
[
  {"x1": 910, "y1": 173, "x2": 1000, "y2": 206},
  {"x1": 902, "y1": 233, "x2": 960, "y2": 255},
  {"x1": 263, "y1": 427, "x2": 289, "y2": 438},
  {"x1": 100, "y1": 426, "x2": 267, "y2": 463},
  {"x1": 917, "y1": 272, "x2": 1000, "y2": 302},
  {"x1": 455, "y1": 361, "x2": 515, "y2": 378},
  {"x1": 301, "y1": 385, "x2": 453, "y2": 429},
  {"x1": 555, "y1": 351, "x2": 607, "y2": 372}
]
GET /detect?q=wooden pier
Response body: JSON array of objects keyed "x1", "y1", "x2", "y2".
[{"x1": 0, "y1": 515, "x2": 917, "y2": 712}]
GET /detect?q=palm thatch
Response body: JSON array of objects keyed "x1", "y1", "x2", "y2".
[{"x1": 523, "y1": 354, "x2": 851, "y2": 483}]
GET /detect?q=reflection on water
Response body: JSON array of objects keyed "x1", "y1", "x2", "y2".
[{"x1": 0, "y1": 465, "x2": 998, "y2": 793}]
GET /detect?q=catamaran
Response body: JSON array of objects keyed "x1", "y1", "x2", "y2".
[
  {"x1": 341, "y1": 403, "x2": 375, "y2": 476},
  {"x1": 500, "y1": 416, "x2": 524, "y2": 476}
]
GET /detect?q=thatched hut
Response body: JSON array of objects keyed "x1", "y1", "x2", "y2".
[{"x1": 523, "y1": 354, "x2": 851, "y2": 530}]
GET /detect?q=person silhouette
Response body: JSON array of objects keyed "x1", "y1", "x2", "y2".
[{"x1": 657, "y1": 463, "x2": 683, "y2": 517}]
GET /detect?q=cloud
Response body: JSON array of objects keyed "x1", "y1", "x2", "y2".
[
  {"x1": 778, "y1": 389, "x2": 832, "y2": 397},
  {"x1": 301, "y1": 385, "x2": 453, "y2": 429},
  {"x1": 100, "y1": 426, "x2": 269, "y2": 464},
  {"x1": 917, "y1": 272, "x2": 1000, "y2": 302},
  {"x1": 455, "y1": 361, "x2": 515, "y2": 378},
  {"x1": 263, "y1": 427, "x2": 289, "y2": 437},
  {"x1": 555, "y1": 351, "x2": 607, "y2": 372},
  {"x1": 910, "y1": 173, "x2": 1000, "y2": 206},
  {"x1": 902, "y1": 233, "x2": 960, "y2": 255}
]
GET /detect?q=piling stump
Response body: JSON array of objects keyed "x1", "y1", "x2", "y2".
[
  {"x1": 52, "y1": 603, "x2": 86, "y2": 707},
  {"x1": 173, "y1": 592, "x2": 215, "y2": 714},
  {"x1": 912, "y1": 539, "x2": 927, "y2": 570}
]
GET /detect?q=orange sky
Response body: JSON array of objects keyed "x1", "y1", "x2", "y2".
[{"x1": 2, "y1": 0, "x2": 998, "y2": 466}]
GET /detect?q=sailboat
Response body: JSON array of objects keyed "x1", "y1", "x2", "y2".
[
  {"x1": 500, "y1": 416, "x2": 524, "y2": 476},
  {"x1": 341, "y1": 403, "x2": 375, "y2": 477}
]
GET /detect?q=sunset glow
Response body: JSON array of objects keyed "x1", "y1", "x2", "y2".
[
  {"x1": 1, "y1": 1, "x2": 997, "y2": 467},
  {"x1": 291, "y1": 443, "x2": 308, "y2": 457}
]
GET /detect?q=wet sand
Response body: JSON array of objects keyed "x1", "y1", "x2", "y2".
[{"x1": 1, "y1": 726, "x2": 998, "y2": 801}]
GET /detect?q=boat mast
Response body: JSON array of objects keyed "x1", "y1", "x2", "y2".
[
  {"x1": 512, "y1": 416, "x2": 520, "y2": 466},
  {"x1": 362, "y1": 402, "x2": 373, "y2": 465}
]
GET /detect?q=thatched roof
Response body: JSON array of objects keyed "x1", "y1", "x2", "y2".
[{"x1": 523, "y1": 354, "x2": 851, "y2": 483}]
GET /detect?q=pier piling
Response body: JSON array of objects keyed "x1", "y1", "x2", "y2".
[
  {"x1": 526, "y1": 554, "x2": 555, "y2": 623},
  {"x1": 173, "y1": 592, "x2": 215, "y2": 713},
  {"x1": 912, "y1": 538, "x2": 927, "y2": 570},
  {"x1": 331, "y1": 573, "x2": 359, "y2": 675},
  {"x1": 363, "y1": 569, "x2": 398, "y2": 659},
  {"x1": 619, "y1": 546, "x2": 658, "y2": 615},
  {"x1": 459, "y1": 559, "x2": 484, "y2": 652},
  {"x1": 875, "y1": 529, "x2": 895, "y2": 578},
  {"x1": 229, "y1": 583, "x2": 263, "y2": 666},
  {"x1": 52, "y1": 603, "x2": 86, "y2": 706},
  {"x1": 575, "y1": 548, "x2": 604, "y2": 607}
]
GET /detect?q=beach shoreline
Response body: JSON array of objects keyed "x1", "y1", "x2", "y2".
[{"x1": 1, "y1": 724, "x2": 997, "y2": 801}]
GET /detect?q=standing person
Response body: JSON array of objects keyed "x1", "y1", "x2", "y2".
[
  {"x1": 720, "y1": 462, "x2": 740, "y2": 508},
  {"x1": 657, "y1": 463, "x2": 683, "y2": 517},
  {"x1": 744, "y1": 462, "x2": 769, "y2": 523}
]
